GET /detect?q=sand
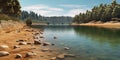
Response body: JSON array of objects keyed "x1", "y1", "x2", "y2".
[
  {"x1": 72, "y1": 22, "x2": 120, "y2": 29},
  {"x1": 0, "y1": 21, "x2": 59, "y2": 60}
]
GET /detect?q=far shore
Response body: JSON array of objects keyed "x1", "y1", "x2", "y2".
[
  {"x1": 72, "y1": 22, "x2": 120, "y2": 29},
  {"x1": 32, "y1": 22, "x2": 120, "y2": 29}
]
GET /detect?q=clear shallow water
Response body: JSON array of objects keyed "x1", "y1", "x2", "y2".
[{"x1": 32, "y1": 25, "x2": 120, "y2": 60}]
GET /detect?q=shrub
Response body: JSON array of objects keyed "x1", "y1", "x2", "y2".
[{"x1": 26, "y1": 19, "x2": 32, "y2": 26}]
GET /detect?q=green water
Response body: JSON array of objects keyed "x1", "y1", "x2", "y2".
[{"x1": 32, "y1": 25, "x2": 120, "y2": 60}]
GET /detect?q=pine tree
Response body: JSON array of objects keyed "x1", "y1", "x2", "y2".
[
  {"x1": 0, "y1": 0, "x2": 21, "y2": 17},
  {"x1": 112, "y1": 5, "x2": 120, "y2": 18}
]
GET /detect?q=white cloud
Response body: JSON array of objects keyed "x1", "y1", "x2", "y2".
[
  {"x1": 64, "y1": 9, "x2": 86, "y2": 17},
  {"x1": 22, "y1": 4, "x2": 90, "y2": 17},
  {"x1": 59, "y1": 4, "x2": 87, "y2": 8},
  {"x1": 22, "y1": 4, "x2": 64, "y2": 16}
]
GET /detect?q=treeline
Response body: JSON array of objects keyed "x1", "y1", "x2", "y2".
[
  {"x1": 20, "y1": 11, "x2": 44, "y2": 21},
  {"x1": 45, "y1": 16, "x2": 73, "y2": 25},
  {"x1": 20, "y1": 11, "x2": 73, "y2": 24},
  {"x1": 0, "y1": 0, "x2": 21, "y2": 17},
  {"x1": 74, "y1": 0, "x2": 120, "y2": 23}
]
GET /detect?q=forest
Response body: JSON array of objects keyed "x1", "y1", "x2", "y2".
[
  {"x1": 74, "y1": 0, "x2": 120, "y2": 23},
  {"x1": 20, "y1": 11, "x2": 73, "y2": 25}
]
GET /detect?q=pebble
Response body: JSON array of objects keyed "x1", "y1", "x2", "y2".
[
  {"x1": 43, "y1": 42, "x2": 51, "y2": 46},
  {"x1": 41, "y1": 48, "x2": 49, "y2": 52},
  {"x1": 15, "y1": 54, "x2": 22, "y2": 58},
  {"x1": 26, "y1": 52, "x2": 37, "y2": 57},
  {"x1": 64, "y1": 47, "x2": 70, "y2": 50},
  {"x1": 13, "y1": 45, "x2": 20, "y2": 49},
  {"x1": 19, "y1": 42, "x2": 27, "y2": 45},
  {"x1": 34, "y1": 40, "x2": 41, "y2": 45},
  {"x1": 0, "y1": 45, "x2": 9, "y2": 49},
  {"x1": 50, "y1": 57, "x2": 57, "y2": 60},
  {"x1": 57, "y1": 54, "x2": 65, "y2": 59}
]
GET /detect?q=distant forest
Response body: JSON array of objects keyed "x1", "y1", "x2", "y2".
[
  {"x1": 74, "y1": 0, "x2": 120, "y2": 23},
  {"x1": 20, "y1": 11, "x2": 73, "y2": 25}
]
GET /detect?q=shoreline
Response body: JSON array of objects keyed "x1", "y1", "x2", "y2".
[
  {"x1": 72, "y1": 22, "x2": 120, "y2": 29},
  {"x1": 0, "y1": 21, "x2": 60, "y2": 60}
]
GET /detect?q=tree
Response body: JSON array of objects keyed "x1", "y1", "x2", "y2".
[
  {"x1": 0, "y1": 0, "x2": 21, "y2": 17},
  {"x1": 73, "y1": 0, "x2": 120, "y2": 23},
  {"x1": 112, "y1": 5, "x2": 120, "y2": 18}
]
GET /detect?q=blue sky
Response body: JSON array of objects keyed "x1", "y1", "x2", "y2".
[{"x1": 20, "y1": 0, "x2": 120, "y2": 17}]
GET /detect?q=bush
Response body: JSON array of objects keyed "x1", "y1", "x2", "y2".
[{"x1": 26, "y1": 19, "x2": 32, "y2": 26}]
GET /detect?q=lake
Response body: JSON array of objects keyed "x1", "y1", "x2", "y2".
[{"x1": 32, "y1": 25, "x2": 120, "y2": 60}]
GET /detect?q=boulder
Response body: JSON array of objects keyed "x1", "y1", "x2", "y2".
[
  {"x1": 15, "y1": 54, "x2": 22, "y2": 58},
  {"x1": 19, "y1": 42, "x2": 27, "y2": 45},
  {"x1": 0, "y1": 51, "x2": 9, "y2": 57},
  {"x1": 25, "y1": 52, "x2": 37, "y2": 57}
]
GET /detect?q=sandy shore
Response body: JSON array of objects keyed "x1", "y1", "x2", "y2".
[
  {"x1": 0, "y1": 21, "x2": 60, "y2": 60},
  {"x1": 72, "y1": 22, "x2": 120, "y2": 29}
]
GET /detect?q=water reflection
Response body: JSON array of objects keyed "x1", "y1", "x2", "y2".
[
  {"x1": 74, "y1": 26, "x2": 120, "y2": 46},
  {"x1": 32, "y1": 25, "x2": 120, "y2": 60}
]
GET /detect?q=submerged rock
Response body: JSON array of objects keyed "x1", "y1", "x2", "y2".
[
  {"x1": 53, "y1": 36, "x2": 57, "y2": 39},
  {"x1": 51, "y1": 43, "x2": 55, "y2": 46},
  {"x1": 64, "y1": 47, "x2": 70, "y2": 50},
  {"x1": 0, "y1": 51, "x2": 9, "y2": 57}
]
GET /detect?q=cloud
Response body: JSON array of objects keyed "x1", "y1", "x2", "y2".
[
  {"x1": 64, "y1": 9, "x2": 87, "y2": 17},
  {"x1": 22, "y1": 4, "x2": 64, "y2": 16},
  {"x1": 59, "y1": 4, "x2": 87, "y2": 8},
  {"x1": 22, "y1": 4, "x2": 90, "y2": 17}
]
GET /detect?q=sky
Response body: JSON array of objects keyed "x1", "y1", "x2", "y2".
[{"x1": 20, "y1": 0, "x2": 120, "y2": 17}]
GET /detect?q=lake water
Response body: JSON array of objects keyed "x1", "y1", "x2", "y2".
[{"x1": 32, "y1": 25, "x2": 120, "y2": 60}]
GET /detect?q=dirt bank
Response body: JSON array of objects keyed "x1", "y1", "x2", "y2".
[
  {"x1": 72, "y1": 22, "x2": 120, "y2": 29},
  {"x1": 0, "y1": 21, "x2": 59, "y2": 60}
]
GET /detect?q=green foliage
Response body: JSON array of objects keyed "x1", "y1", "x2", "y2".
[
  {"x1": 26, "y1": 19, "x2": 32, "y2": 26},
  {"x1": 74, "y1": 0, "x2": 120, "y2": 23},
  {"x1": 20, "y1": 11, "x2": 73, "y2": 25},
  {"x1": 0, "y1": 0, "x2": 21, "y2": 17}
]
